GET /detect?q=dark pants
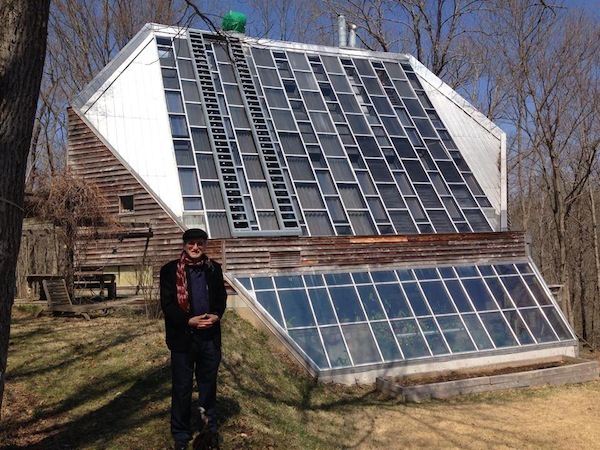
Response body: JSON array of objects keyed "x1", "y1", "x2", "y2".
[{"x1": 170, "y1": 336, "x2": 221, "y2": 442}]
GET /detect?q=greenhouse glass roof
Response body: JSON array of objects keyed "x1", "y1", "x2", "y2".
[{"x1": 233, "y1": 261, "x2": 574, "y2": 373}]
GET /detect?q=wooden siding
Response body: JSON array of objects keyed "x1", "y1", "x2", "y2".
[
  {"x1": 68, "y1": 108, "x2": 190, "y2": 289},
  {"x1": 218, "y1": 232, "x2": 529, "y2": 274}
]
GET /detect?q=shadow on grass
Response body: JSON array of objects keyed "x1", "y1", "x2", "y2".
[{"x1": 4, "y1": 362, "x2": 241, "y2": 449}]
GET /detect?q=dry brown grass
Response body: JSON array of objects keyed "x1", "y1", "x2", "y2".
[{"x1": 2, "y1": 307, "x2": 600, "y2": 449}]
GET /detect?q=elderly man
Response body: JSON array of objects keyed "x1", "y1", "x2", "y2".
[{"x1": 160, "y1": 228, "x2": 227, "y2": 450}]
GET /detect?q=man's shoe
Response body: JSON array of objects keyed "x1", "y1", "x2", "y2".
[{"x1": 174, "y1": 440, "x2": 189, "y2": 450}]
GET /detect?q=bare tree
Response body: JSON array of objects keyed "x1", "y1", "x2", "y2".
[
  {"x1": 0, "y1": 0, "x2": 51, "y2": 413},
  {"x1": 322, "y1": 0, "x2": 487, "y2": 90},
  {"x1": 495, "y1": 1, "x2": 600, "y2": 328}
]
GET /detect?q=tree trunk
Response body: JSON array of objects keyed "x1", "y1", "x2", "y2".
[
  {"x1": 590, "y1": 182, "x2": 600, "y2": 348},
  {"x1": 0, "y1": 0, "x2": 50, "y2": 414}
]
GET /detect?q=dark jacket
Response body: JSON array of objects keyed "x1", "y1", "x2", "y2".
[{"x1": 160, "y1": 258, "x2": 227, "y2": 352}]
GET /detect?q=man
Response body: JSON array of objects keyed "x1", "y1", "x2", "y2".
[{"x1": 160, "y1": 228, "x2": 227, "y2": 450}]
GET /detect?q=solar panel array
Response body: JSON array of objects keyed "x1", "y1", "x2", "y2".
[{"x1": 157, "y1": 33, "x2": 493, "y2": 238}]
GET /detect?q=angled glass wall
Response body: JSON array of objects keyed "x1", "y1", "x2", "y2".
[{"x1": 234, "y1": 262, "x2": 574, "y2": 371}]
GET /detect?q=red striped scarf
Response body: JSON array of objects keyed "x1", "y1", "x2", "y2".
[{"x1": 176, "y1": 251, "x2": 208, "y2": 313}]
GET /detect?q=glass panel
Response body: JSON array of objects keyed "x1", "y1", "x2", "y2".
[
  {"x1": 202, "y1": 181, "x2": 224, "y2": 209},
  {"x1": 372, "y1": 322, "x2": 402, "y2": 361},
  {"x1": 326, "y1": 197, "x2": 346, "y2": 223},
  {"x1": 480, "y1": 311, "x2": 518, "y2": 348},
  {"x1": 330, "y1": 286, "x2": 365, "y2": 323},
  {"x1": 329, "y1": 74, "x2": 351, "y2": 92},
  {"x1": 166, "y1": 91, "x2": 184, "y2": 113},
  {"x1": 288, "y1": 51, "x2": 310, "y2": 70},
  {"x1": 347, "y1": 114, "x2": 371, "y2": 134},
  {"x1": 178, "y1": 168, "x2": 200, "y2": 195},
  {"x1": 279, "y1": 132, "x2": 305, "y2": 155},
  {"x1": 418, "y1": 317, "x2": 449, "y2": 355},
  {"x1": 542, "y1": 306, "x2": 573, "y2": 340},
  {"x1": 303, "y1": 91, "x2": 326, "y2": 110},
  {"x1": 191, "y1": 128, "x2": 210, "y2": 151},
  {"x1": 256, "y1": 290, "x2": 283, "y2": 326},
  {"x1": 265, "y1": 88, "x2": 288, "y2": 108},
  {"x1": 309, "y1": 288, "x2": 336, "y2": 325},
  {"x1": 242, "y1": 155, "x2": 264, "y2": 180},
  {"x1": 181, "y1": 80, "x2": 200, "y2": 102},
  {"x1": 485, "y1": 276, "x2": 513, "y2": 309},
  {"x1": 462, "y1": 278, "x2": 497, "y2": 311},
  {"x1": 420, "y1": 281, "x2": 456, "y2": 314},
  {"x1": 288, "y1": 157, "x2": 314, "y2": 181},
  {"x1": 274, "y1": 275, "x2": 304, "y2": 289},
  {"x1": 321, "y1": 326, "x2": 351, "y2": 367},
  {"x1": 183, "y1": 198, "x2": 202, "y2": 210},
  {"x1": 313, "y1": 170, "x2": 335, "y2": 196},
  {"x1": 252, "y1": 47, "x2": 275, "y2": 67},
  {"x1": 170, "y1": 116, "x2": 189, "y2": 138},
  {"x1": 250, "y1": 183, "x2": 273, "y2": 209},
  {"x1": 174, "y1": 141, "x2": 194, "y2": 166},
  {"x1": 342, "y1": 323, "x2": 381, "y2": 364},
  {"x1": 444, "y1": 280, "x2": 472, "y2": 312},
  {"x1": 500, "y1": 276, "x2": 536, "y2": 307},
  {"x1": 319, "y1": 135, "x2": 344, "y2": 156},
  {"x1": 329, "y1": 159, "x2": 354, "y2": 182},
  {"x1": 196, "y1": 153, "x2": 217, "y2": 180},
  {"x1": 324, "y1": 273, "x2": 352, "y2": 285},
  {"x1": 379, "y1": 185, "x2": 404, "y2": 208},
  {"x1": 389, "y1": 211, "x2": 418, "y2": 234},
  {"x1": 187, "y1": 104, "x2": 205, "y2": 127},
  {"x1": 338, "y1": 184, "x2": 366, "y2": 208},
  {"x1": 371, "y1": 271, "x2": 396, "y2": 283},
  {"x1": 367, "y1": 197, "x2": 388, "y2": 221},
  {"x1": 158, "y1": 47, "x2": 175, "y2": 67},
  {"x1": 272, "y1": 109, "x2": 296, "y2": 131},
  {"x1": 522, "y1": 275, "x2": 552, "y2": 306},
  {"x1": 391, "y1": 319, "x2": 430, "y2": 358},
  {"x1": 503, "y1": 310, "x2": 535, "y2": 345},
  {"x1": 437, "y1": 316, "x2": 476, "y2": 353},
  {"x1": 461, "y1": 314, "x2": 494, "y2": 350},
  {"x1": 304, "y1": 211, "x2": 334, "y2": 235},
  {"x1": 279, "y1": 289, "x2": 315, "y2": 327},
  {"x1": 289, "y1": 328, "x2": 328, "y2": 368},
  {"x1": 162, "y1": 68, "x2": 179, "y2": 89},
  {"x1": 304, "y1": 274, "x2": 324, "y2": 287},
  {"x1": 377, "y1": 284, "x2": 412, "y2": 318},
  {"x1": 357, "y1": 285, "x2": 386, "y2": 320},
  {"x1": 520, "y1": 308, "x2": 557, "y2": 342},
  {"x1": 348, "y1": 211, "x2": 377, "y2": 235},
  {"x1": 295, "y1": 71, "x2": 318, "y2": 90},
  {"x1": 402, "y1": 282, "x2": 430, "y2": 316}
]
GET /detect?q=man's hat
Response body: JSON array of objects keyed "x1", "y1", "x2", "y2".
[{"x1": 182, "y1": 228, "x2": 208, "y2": 241}]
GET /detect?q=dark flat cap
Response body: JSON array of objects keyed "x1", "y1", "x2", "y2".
[{"x1": 182, "y1": 228, "x2": 208, "y2": 241}]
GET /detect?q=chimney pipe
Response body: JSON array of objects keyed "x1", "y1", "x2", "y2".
[
  {"x1": 348, "y1": 23, "x2": 357, "y2": 48},
  {"x1": 337, "y1": 15, "x2": 347, "y2": 47}
]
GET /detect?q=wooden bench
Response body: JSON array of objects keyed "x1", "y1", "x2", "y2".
[{"x1": 37, "y1": 278, "x2": 115, "y2": 320}]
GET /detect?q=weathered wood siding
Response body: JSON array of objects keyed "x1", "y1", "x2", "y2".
[
  {"x1": 68, "y1": 108, "x2": 200, "y2": 290},
  {"x1": 218, "y1": 232, "x2": 529, "y2": 274}
]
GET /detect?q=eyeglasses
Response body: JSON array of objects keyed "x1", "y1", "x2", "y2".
[{"x1": 185, "y1": 240, "x2": 205, "y2": 247}]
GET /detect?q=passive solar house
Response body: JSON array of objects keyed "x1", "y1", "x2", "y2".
[{"x1": 68, "y1": 23, "x2": 577, "y2": 383}]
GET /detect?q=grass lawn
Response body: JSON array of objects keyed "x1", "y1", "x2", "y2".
[{"x1": 2, "y1": 306, "x2": 600, "y2": 449}]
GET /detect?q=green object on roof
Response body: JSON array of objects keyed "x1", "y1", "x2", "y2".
[{"x1": 222, "y1": 10, "x2": 246, "y2": 33}]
